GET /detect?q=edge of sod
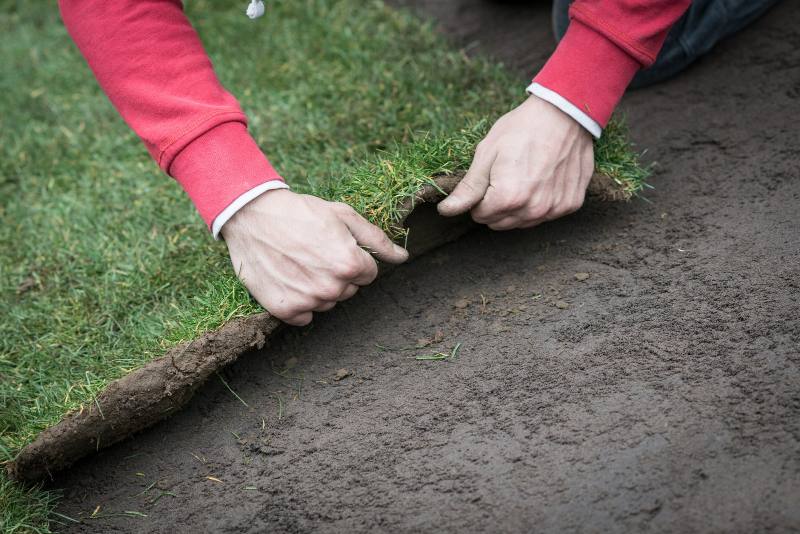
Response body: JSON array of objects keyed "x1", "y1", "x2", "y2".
[{"x1": 7, "y1": 119, "x2": 649, "y2": 481}]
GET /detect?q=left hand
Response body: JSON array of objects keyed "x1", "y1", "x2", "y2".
[{"x1": 437, "y1": 95, "x2": 594, "y2": 230}]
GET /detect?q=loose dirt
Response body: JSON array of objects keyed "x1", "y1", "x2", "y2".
[
  {"x1": 52, "y1": 1, "x2": 799, "y2": 532},
  {"x1": 8, "y1": 175, "x2": 468, "y2": 483}
]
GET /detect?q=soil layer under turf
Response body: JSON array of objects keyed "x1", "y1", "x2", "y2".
[{"x1": 40, "y1": 0, "x2": 800, "y2": 532}]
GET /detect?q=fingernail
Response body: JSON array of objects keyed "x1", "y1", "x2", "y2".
[{"x1": 393, "y1": 244, "x2": 409, "y2": 257}]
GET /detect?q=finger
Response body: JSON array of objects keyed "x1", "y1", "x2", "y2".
[
  {"x1": 538, "y1": 159, "x2": 581, "y2": 223},
  {"x1": 338, "y1": 283, "x2": 359, "y2": 301},
  {"x1": 516, "y1": 203, "x2": 552, "y2": 229},
  {"x1": 518, "y1": 218, "x2": 545, "y2": 229},
  {"x1": 313, "y1": 301, "x2": 337, "y2": 312},
  {"x1": 472, "y1": 206, "x2": 509, "y2": 226},
  {"x1": 284, "y1": 311, "x2": 313, "y2": 327},
  {"x1": 488, "y1": 215, "x2": 521, "y2": 231},
  {"x1": 470, "y1": 142, "x2": 536, "y2": 223},
  {"x1": 437, "y1": 143, "x2": 495, "y2": 216},
  {"x1": 470, "y1": 165, "x2": 532, "y2": 225},
  {"x1": 350, "y1": 247, "x2": 380, "y2": 286},
  {"x1": 261, "y1": 288, "x2": 318, "y2": 325},
  {"x1": 339, "y1": 206, "x2": 409, "y2": 264},
  {"x1": 519, "y1": 198, "x2": 564, "y2": 228},
  {"x1": 469, "y1": 177, "x2": 517, "y2": 223}
]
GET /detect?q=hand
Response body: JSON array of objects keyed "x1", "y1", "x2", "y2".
[
  {"x1": 221, "y1": 190, "x2": 409, "y2": 326},
  {"x1": 438, "y1": 95, "x2": 594, "y2": 229}
]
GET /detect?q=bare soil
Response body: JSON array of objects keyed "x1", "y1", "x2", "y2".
[
  {"x1": 9, "y1": 175, "x2": 473, "y2": 482},
  {"x1": 53, "y1": 1, "x2": 799, "y2": 532}
]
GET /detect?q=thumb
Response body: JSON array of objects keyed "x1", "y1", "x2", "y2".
[
  {"x1": 437, "y1": 145, "x2": 494, "y2": 216},
  {"x1": 338, "y1": 205, "x2": 409, "y2": 264}
]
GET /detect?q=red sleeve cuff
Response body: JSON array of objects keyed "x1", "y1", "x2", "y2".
[
  {"x1": 169, "y1": 121, "x2": 284, "y2": 228},
  {"x1": 532, "y1": 20, "x2": 640, "y2": 128}
]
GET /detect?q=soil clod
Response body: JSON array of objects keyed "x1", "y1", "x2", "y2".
[
  {"x1": 453, "y1": 297, "x2": 471, "y2": 309},
  {"x1": 333, "y1": 369, "x2": 352, "y2": 381}
]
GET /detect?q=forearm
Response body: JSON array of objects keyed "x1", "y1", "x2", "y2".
[
  {"x1": 531, "y1": 0, "x2": 692, "y2": 134},
  {"x1": 59, "y1": 0, "x2": 284, "y2": 233}
]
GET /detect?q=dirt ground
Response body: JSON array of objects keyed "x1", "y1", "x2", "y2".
[{"x1": 54, "y1": 1, "x2": 799, "y2": 532}]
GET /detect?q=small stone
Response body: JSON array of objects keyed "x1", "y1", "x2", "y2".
[
  {"x1": 417, "y1": 330, "x2": 444, "y2": 348},
  {"x1": 554, "y1": 300, "x2": 569, "y2": 310},
  {"x1": 454, "y1": 298, "x2": 471, "y2": 309},
  {"x1": 333, "y1": 369, "x2": 351, "y2": 381},
  {"x1": 574, "y1": 272, "x2": 590, "y2": 282}
]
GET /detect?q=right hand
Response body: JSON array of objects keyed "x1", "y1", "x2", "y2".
[{"x1": 221, "y1": 189, "x2": 409, "y2": 326}]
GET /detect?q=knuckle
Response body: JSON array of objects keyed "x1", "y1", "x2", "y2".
[
  {"x1": 497, "y1": 195, "x2": 526, "y2": 213},
  {"x1": 470, "y1": 207, "x2": 490, "y2": 224},
  {"x1": 525, "y1": 205, "x2": 550, "y2": 221},
  {"x1": 363, "y1": 263, "x2": 379, "y2": 283},
  {"x1": 334, "y1": 255, "x2": 363, "y2": 279},
  {"x1": 315, "y1": 301, "x2": 337, "y2": 312},
  {"x1": 459, "y1": 178, "x2": 480, "y2": 195},
  {"x1": 339, "y1": 285, "x2": 359, "y2": 300},
  {"x1": 472, "y1": 213, "x2": 489, "y2": 225},
  {"x1": 269, "y1": 296, "x2": 315, "y2": 322},
  {"x1": 332, "y1": 201, "x2": 355, "y2": 216},
  {"x1": 506, "y1": 197, "x2": 528, "y2": 212},
  {"x1": 268, "y1": 303, "x2": 294, "y2": 321},
  {"x1": 315, "y1": 280, "x2": 343, "y2": 301}
]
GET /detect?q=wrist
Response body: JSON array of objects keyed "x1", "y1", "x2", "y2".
[
  {"x1": 531, "y1": 20, "x2": 640, "y2": 129},
  {"x1": 212, "y1": 180, "x2": 290, "y2": 239},
  {"x1": 220, "y1": 188, "x2": 293, "y2": 240},
  {"x1": 526, "y1": 83, "x2": 601, "y2": 139},
  {"x1": 169, "y1": 121, "x2": 285, "y2": 230}
]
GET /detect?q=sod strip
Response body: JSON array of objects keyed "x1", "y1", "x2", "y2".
[{"x1": 8, "y1": 171, "x2": 628, "y2": 482}]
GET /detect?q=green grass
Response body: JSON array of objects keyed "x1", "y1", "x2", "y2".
[
  {"x1": 0, "y1": 0, "x2": 647, "y2": 529},
  {"x1": 0, "y1": 476, "x2": 63, "y2": 534}
]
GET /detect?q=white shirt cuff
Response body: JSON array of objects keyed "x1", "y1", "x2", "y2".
[
  {"x1": 211, "y1": 180, "x2": 290, "y2": 239},
  {"x1": 526, "y1": 82, "x2": 602, "y2": 139}
]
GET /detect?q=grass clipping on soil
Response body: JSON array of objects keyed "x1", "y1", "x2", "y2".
[{"x1": 1, "y1": 0, "x2": 647, "y2": 527}]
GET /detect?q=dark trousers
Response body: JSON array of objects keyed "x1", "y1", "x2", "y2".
[{"x1": 551, "y1": 0, "x2": 783, "y2": 88}]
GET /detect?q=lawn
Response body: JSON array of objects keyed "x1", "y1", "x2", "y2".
[{"x1": 0, "y1": 0, "x2": 646, "y2": 530}]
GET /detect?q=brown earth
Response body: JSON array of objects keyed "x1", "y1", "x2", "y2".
[
  {"x1": 8, "y1": 175, "x2": 467, "y2": 482},
  {"x1": 52, "y1": 1, "x2": 799, "y2": 532},
  {"x1": 18, "y1": 170, "x2": 635, "y2": 482}
]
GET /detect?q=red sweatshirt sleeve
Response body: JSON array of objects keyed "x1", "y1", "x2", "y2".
[
  {"x1": 59, "y1": 0, "x2": 284, "y2": 229},
  {"x1": 533, "y1": 0, "x2": 691, "y2": 128}
]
